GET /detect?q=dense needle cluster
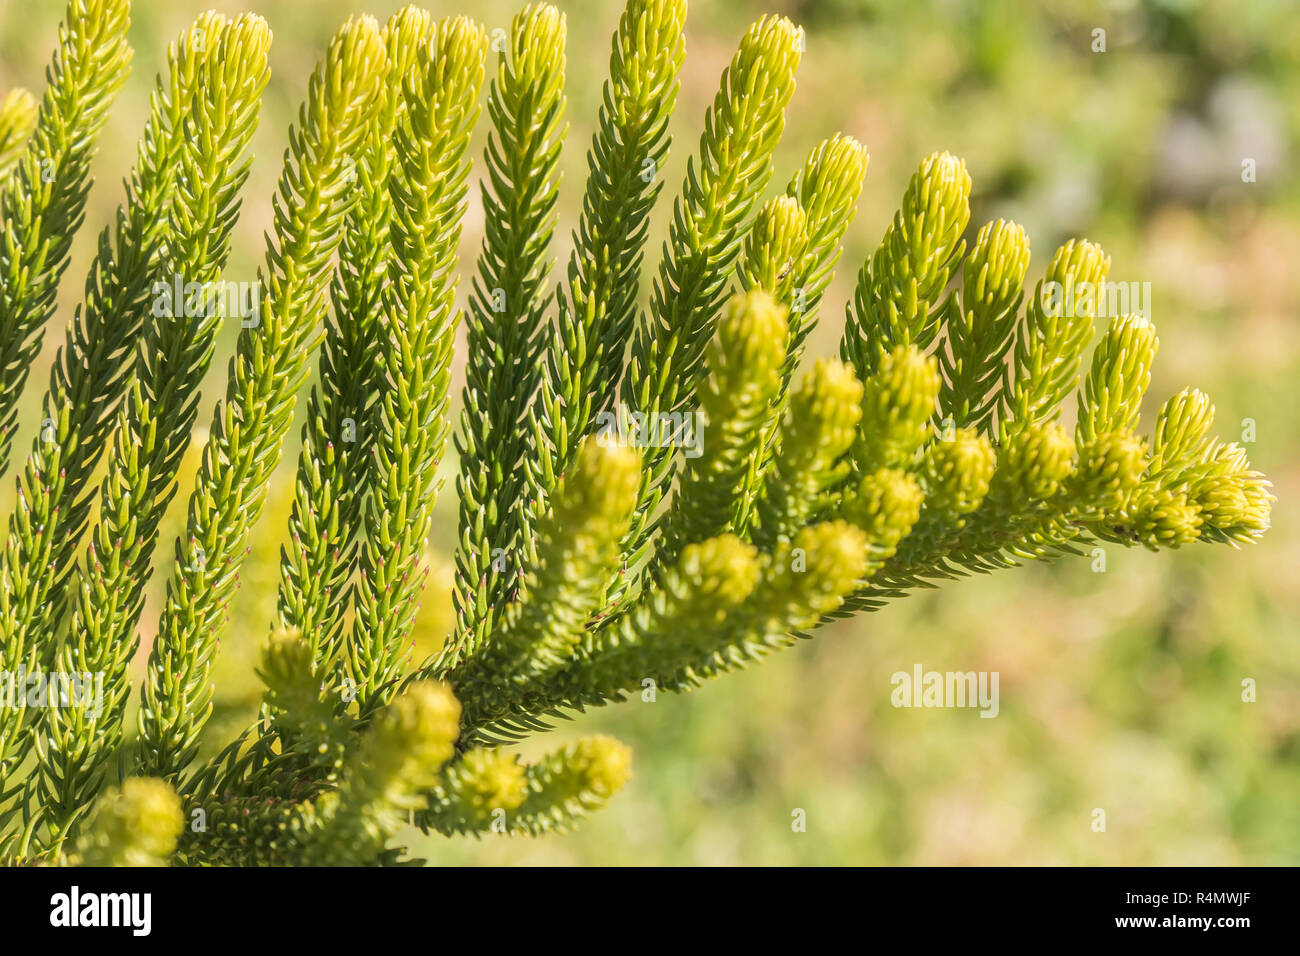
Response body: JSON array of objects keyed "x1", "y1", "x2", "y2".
[{"x1": 0, "y1": 0, "x2": 1270, "y2": 866}]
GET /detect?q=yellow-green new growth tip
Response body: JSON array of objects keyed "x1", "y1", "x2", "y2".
[
  {"x1": 258, "y1": 628, "x2": 323, "y2": 723},
  {"x1": 788, "y1": 358, "x2": 866, "y2": 464},
  {"x1": 706, "y1": 287, "x2": 790, "y2": 397},
  {"x1": 450, "y1": 437, "x2": 641, "y2": 739},
  {"x1": 1149, "y1": 387, "x2": 1215, "y2": 482},
  {"x1": 855, "y1": 344, "x2": 942, "y2": 471},
  {"x1": 786, "y1": 134, "x2": 871, "y2": 324},
  {"x1": 546, "y1": 533, "x2": 761, "y2": 708},
  {"x1": 255, "y1": 626, "x2": 349, "y2": 786},
  {"x1": 0, "y1": 89, "x2": 38, "y2": 179},
  {"x1": 365, "y1": 681, "x2": 462, "y2": 792},
  {"x1": 1077, "y1": 313, "x2": 1159, "y2": 447},
  {"x1": 845, "y1": 151, "x2": 971, "y2": 376},
  {"x1": 676, "y1": 534, "x2": 765, "y2": 608},
  {"x1": 75, "y1": 778, "x2": 183, "y2": 867},
  {"x1": 1125, "y1": 486, "x2": 1202, "y2": 550},
  {"x1": 941, "y1": 218, "x2": 1031, "y2": 433},
  {"x1": 1003, "y1": 238, "x2": 1112, "y2": 432},
  {"x1": 759, "y1": 135, "x2": 873, "y2": 513},
  {"x1": 922, "y1": 427, "x2": 997, "y2": 518},
  {"x1": 990, "y1": 419, "x2": 1076, "y2": 505},
  {"x1": 423, "y1": 748, "x2": 529, "y2": 835},
  {"x1": 507, "y1": 735, "x2": 632, "y2": 835},
  {"x1": 552, "y1": 735, "x2": 632, "y2": 800},
  {"x1": 1191, "y1": 441, "x2": 1273, "y2": 544},
  {"x1": 1133, "y1": 388, "x2": 1270, "y2": 545},
  {"x1": 774, "y1": 133, "x2": 870, "y2": 423},
  {"x1": 1191, "y1": 468, "x2": 1252, "y2": 529},
  {"x1": 1069, "y1": 431, "x2": 1146, "y2": 516},
  {"x1": 548, "y1": 438, "x2": 644, "y2": 548},
  {"x1": 733, "y1": 198, "x2": 816, "y2": 522},
  {"x1": 657, "y1": 289, "x2": 789, "y2": 557},
  {"x1": 386, "y1": 5, "x2": 435, "y2": 61},
  {"x1": 759, "y1": 521, "x2": 871, "y2": 625},
  {"x1": 756, "y1": 357, "x2": 864, "y2": 544},
  {"x1": 741, "y1": 194, "x2": 810, "y2": 304},
  {"x1": 295, "y1": 681, "x2": 461, "y2": 865},
  {"x1": 607, "y1": 523, "x2": 866, "y2": 693},
  {"x1": 844, "y1": 468, "x2": 926, "y2": 563}
]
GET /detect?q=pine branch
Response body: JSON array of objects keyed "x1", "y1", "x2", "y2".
[
  {"x1": 291, "y1": 681, "x2": 460, "y2": 866},
  {"x1": 753, "y1": 357, "x2": 863, "y2": 546},
  {"x1": 653, "y1": 288, "x2": 788, "y2": 566},
  {"x1": 841, "y1": 151, "x2": 971, "y2": 379},
  {"x1": 1, "y1": 1, "x2": 201, "y2": 829},
  {"x1": 419, "y1": 747, "x2": 527, "y2": 835},
  {"x1": 523, "y1": 0, "x2": 687, "y2": 556},
  {"x1": 1075, "y1": 313, "x2": 1159, "y2": 447},
  {"x1": 493, "y1": 521, "x2": 866, "y2": 733},
  {"x1": 450, "y1": 438, "x2": 640, "y2": 742},
  {"x1": 733, "y1": 137, "x2": 869, "y2": 538},
  {"x1": 275, "y1": 6, "x2": 433, "y2": 676},
  {"x1": 895, "y1": 426, "x2": 997, "y2": 561},
  {"x1": 34, "y1": 14, "x2": 272, "y2": 854},
  {"x1": 420, "y1": 736, "x2": 632, "y2": 838},
  {"x1": 853, "y1": 344, "x2": 942, "y2": 472},
  {"x1": 0, "y1": 0, "x2": 132, "y2": 478},
  {"x1": 136, "y1": 16, "x2": 388, "y2": 781},
  {"x1": 495, "y1": 736, "x2": 631, "y2": 836},
  {"x1": 938, "y1": 218, "x2": 1031, "y2": 434},
  {"x1": 784, "y1": 135, "x2": 871, "y2": 351},
  {"x1": 454, "y1": 3, "x2": 568, "y2": 660},
  {"x1": 617, "y1": 14, "x2": 802, "y2": 588},
  {"x1": 0, "y1": 0, "x2": 1275, "y2": 865},
  {"x1": 349, "y1": 16, "x2": 487, "y2": 715},
  {"x1": 999, "y1": 238, "x2": 1111, "y2": 434},
  {"x1": 572, "y1": 523, "x2": 867, "y2": 709}
]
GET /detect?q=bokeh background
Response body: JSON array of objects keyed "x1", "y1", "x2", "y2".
[{"x1": 1, "y1": 0, "x2": 1296, "y2": 864}]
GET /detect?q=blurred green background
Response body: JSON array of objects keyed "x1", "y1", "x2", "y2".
[{"x1": 1, "y1": 0, "x2": 1296, "y2": 864}]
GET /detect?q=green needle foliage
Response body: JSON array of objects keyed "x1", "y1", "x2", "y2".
[
  {"x1": 0, "y1": 89, "x2": 38, "y2": 181},
  {"x1": 618, "y1": 12, "x2": 802, "y2": 589},
  {"x1": 0, "y1": 0, "x2": 132, "y2": 479},
  {"x1": 136, "y1": 14, "x2": 387, "y2": 780},
  {"x1": 351, "y1": 14, "x2": 487, "y2": 714},
  {"x1": 454, "y1": 3, "x2": 567, "y2": 658},
  {"x1": 35, "y1": 13, "x2": 271, "y2": 853},
  {"x1": 0, "y1": 0, "x2": 188, "y2": 834},
  {"x1": 654, "y1": 288, "x2": 788, "y2": 562},
  {"x1": 0, "y1": 0, "x2": 1271, "y2": 867},
  {"x1": 526, "y1": 0, "x2": 686, "y2": 547},
  {"x1": 277, "y1": 6, "x2": 432, "y2": 678},
  {"x1": 843, "y1": 151, "x2": 971, "y2": 378}
]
